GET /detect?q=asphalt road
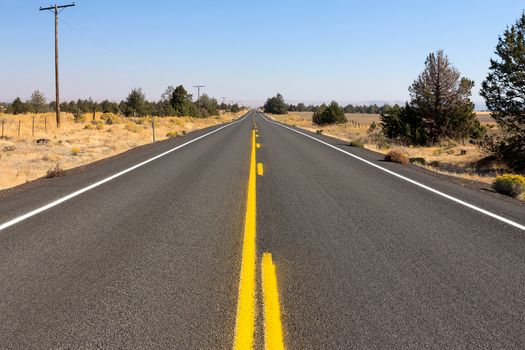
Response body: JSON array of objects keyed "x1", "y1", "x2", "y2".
[{"x1": 0, "y1": 110, "x2": 524, "y2": 349}]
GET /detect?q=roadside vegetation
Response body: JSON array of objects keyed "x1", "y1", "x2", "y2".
[
  {"x1": 265, "y1": 12, "x2": 525, "y2": 200},
  {"x1": 0, "y1": 84, "x2": 246, "y2": 191},
  {"x1": 4, "y1": 85, "x2": 243, "y2": 119}
]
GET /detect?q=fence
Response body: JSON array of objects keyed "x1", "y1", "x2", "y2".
[
  {"x1": 0, "y1": 113, "x2": 159, "y2": 142},
  {"x1": 0, "y1": 114, "x2": 82, "y2": 141}
]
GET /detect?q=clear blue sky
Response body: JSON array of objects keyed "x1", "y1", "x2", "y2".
[{"x1": 1, "y1": 0, "x2": 523, "y2": 106}]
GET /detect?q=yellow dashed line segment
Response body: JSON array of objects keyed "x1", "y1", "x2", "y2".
[
  {"x1": 262, "y1": 253, "x2": 285, "y2": 350},
  {"x1": 257, "y1": 163, "x2": 264, "y2": 176}
]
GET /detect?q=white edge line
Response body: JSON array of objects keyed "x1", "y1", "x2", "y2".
[
  {"x1": 258, "y1": 112, "x2": 525, "y2": 232},
  {"x1": 0, "y1": 113, "x2": 251, "y2": 232}
]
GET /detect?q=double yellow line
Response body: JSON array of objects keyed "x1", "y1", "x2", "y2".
[{"x1": 233, "y1": 126, "x2": 285, "y2": 350}]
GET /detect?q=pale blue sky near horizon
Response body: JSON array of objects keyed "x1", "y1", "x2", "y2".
[{"x1": 1, "y1": 0, "x2": 523, "y2": 107}]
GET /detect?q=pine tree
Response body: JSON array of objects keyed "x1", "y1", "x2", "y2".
[
  {"x1": 170, "y1": 85, "x2": 192, "y2": 116},
  {"x1": 29, "y1": 90, "x2": 47, "y2": 113},
  {"x1": 409, "y1": 50, "x2": 482, "y2": 142},
  {"x1": 124, "y1": 88, "x2": 147, "y2": 117}
]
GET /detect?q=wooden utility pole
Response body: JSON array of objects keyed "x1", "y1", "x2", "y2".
[
  {"x1": 193, "y1": 85, "x2": 205, "y2": 104},
  {"x1": 39, "y1": 3, "x2": 75, "y2": 128}
]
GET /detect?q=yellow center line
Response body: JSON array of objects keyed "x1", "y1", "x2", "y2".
[
  {"x1": 257, "y1": 163, "x2": 264, "y2": 176},
  {"x1": 233, "y1": 129, "x2": 257, "y2": 350},
  {"x1": 261, "y1": 253, "x2": 285, "y2": 350}
]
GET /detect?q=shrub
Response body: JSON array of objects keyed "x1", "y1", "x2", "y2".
[
  {"x1": 348, "y1": 140, "x2": 364, "y2": 148},
  {"x1": 71, "y1": 147, "x2": 81, "y2": 156},
  {"x1": 368, "y1": 121, "x2": 378, "y2": 133},
  {"x1": 95, "y1": 122, "x2": 104, "y2": 130},
  {"x1": 432, "y1": 148, "x2": 443, "y2": 156},
  {"x1": 316, "y1": 129, "x2": 323, "y2": 134},
  {"x1": 492, "y1": 174, "x2": 525, "y2": 198},
  {"x1": 409, "y1": 157, "x2": 427, "y2": 165},
  {"x1": 374, "y1": 133, "x2": 391, "y2": 149},
  {"x1": 46, "y1": 164, "x2": 65, "y2": 178},
  {"x1": 385, "y1": 149, "x2": 409, "y2": 164},
  {"x1": 73, "y1": 110, "x2": 85, "y2": 123},
  {"x1": 125, "y1": 123, "x2": 141, "y2": 133},
  {"x1": 3, "y1": 145, "x2": 16, "y2": 152},
  {"x1": 312, "y1": 101, "x2": 347, "y2": 125},
  {"x1": 101, "y1": 112, "x2": 119, "y2": 125},
  {"x1": 166, "y1": 131, "x2": 178, "y2": 138},
  {"x1": 84, "y1": 124, "x2": 94, "y2": 130}
]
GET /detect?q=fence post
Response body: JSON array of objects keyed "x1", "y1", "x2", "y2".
[
  {"x1": 1, "y1": 119, "x2": 4, "y2": 138},
  {"x1": 18, "y1": 119, "x2": 21, "y2": 138},
  {"x1": 32, "y1": 116, "x2": 35, "y2": 138},
  {"x1": 152, "y1": 116, "x2": 156, "y2": 142},
  {"x1": 44, "y1": 115, "x2": 47, "y2": 133}
]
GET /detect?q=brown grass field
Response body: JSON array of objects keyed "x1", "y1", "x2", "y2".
[
  {"x1": 285, "y1": 111, "x2": 496, "y2": 126},
  {"x1": 0, "y1": 111, "x2": 245, "y2": 191},
  {"x1": 270, "y1": 112, "x2": 502, "y2": 184}
]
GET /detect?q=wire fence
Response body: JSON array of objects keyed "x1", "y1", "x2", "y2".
[{"x1": 0, "y1": 114, "x2": 77, "y2": 140}]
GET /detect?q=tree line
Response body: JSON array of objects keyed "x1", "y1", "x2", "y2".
[
  {"x1": 263, "y1": 94, "x2": 390, "y2": 115},
  {"x1": 3, "y1": 85, "x2": 243, "y2": 118}
]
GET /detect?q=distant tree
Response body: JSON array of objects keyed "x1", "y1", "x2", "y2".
[
  {"x1": 29, "y1": 90, "x2": 47, "y2": 113},
  {"x1": 481, "y1": 13, "x2": 525, "y2": 170},
  {"x1": 287, "y1": 104, "x2": 297, "y2": 112},
  {"x1": 230, "y1": 103, "x2": 241, "y2": 113},
  {"x1": 123, "y1": 88, "x2": 147, "y2": 117},
  {"x1": 263, "y1": 93, "x2": 288, "y2": 114},
  {"x1": 409, "y1": 50, "x2": 483, "y2": 142},
  {"x1": 312, "y1": 101, "x2": 347, "y2": 125},
  {"x1": 297, "y1": 102, "x2": 307, "y2": 112},
  {"x1": 198, "y1": 94, "x2": 220, "y2": 117},
  {"x1": 100, "y1": 99, "x2": 120, "y2": 114},
  {"x1": 10, "y1": 97, "x2": 28, "y2": 114},
  {"x1": 161, "y1": 85, "x2": 176, "y2": 102},
  {"x1": 170, "y1": 85, "x2": 192, "y2": 116}
]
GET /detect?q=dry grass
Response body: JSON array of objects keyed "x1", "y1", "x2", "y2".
[
  {"x1": 270, "y1": 112, "x2": 503, "y2": 184},
  {"x1": 0, "y1": 111, "x2": 244, "y2": 191}
]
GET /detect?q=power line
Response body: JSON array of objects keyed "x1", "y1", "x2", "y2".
[{"x1": 39, "y1": 2, "x2": 76, "y2": 128}]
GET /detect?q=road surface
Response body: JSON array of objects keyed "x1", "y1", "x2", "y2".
[{"x1": 0, "y1": 111, "x2": 524, "y2": 349}]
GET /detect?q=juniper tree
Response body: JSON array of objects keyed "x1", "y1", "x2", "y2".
[
  {"x1": 263, "y1": 94, "x2": 288, "y2": 114},
  {"x1": 481, "y1": 13, "x2": 525, "y2": 170},
  {"x1": 312, "y1": 101, "x2": 347, "y2": 125}
]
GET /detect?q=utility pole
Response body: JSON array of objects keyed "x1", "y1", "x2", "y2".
[
  {"x1": 193, "y1": 85, "x2": 205, "y2": 104},
  {"x1": 39, "y1": 2, "x2": 75, "y2": 129}
]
